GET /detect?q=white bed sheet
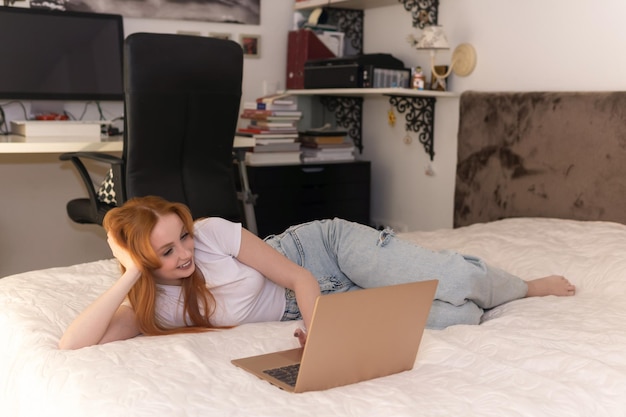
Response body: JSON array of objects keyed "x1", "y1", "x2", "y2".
[{"x1": 2, "y1": 217, "x2": 626, "y2": 417}]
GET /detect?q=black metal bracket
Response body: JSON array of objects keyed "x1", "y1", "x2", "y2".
[
  {"x1": 324, "y1": 8, "x2": 364, "y2": 55},
  {"x1": 388, "y1": 95, "x2": 436, "y2": 160},
  {"x1": 398, "y1": 0, "x2": 440, "y2": 29},
  {"x1": 319, "y1": 96, "x2": 364, "y2": 153}
]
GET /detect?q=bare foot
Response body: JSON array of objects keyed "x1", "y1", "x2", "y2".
[{"x1": 526, "y1": 275, "x2": 576, "y2": 297}]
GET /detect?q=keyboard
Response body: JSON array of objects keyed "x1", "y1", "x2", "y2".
[{"x1": 263, "y1": 363, "x2": 301, "y2": 387}]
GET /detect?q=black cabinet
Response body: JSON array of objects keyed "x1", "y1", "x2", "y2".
[{"x1": 237, "y1": 161, "x2": 370, "y2": 237}]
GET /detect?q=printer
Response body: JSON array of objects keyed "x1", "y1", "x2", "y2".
[{"x1": 303, "y1": 53, "x2": 410, "y2": 89}]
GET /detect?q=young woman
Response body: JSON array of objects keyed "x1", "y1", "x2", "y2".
[{"x1": 59, "y1": 196, "x2": 575, "y2": 350}]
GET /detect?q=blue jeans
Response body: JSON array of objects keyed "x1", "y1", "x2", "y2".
[{"x1": 264, "y1": 218, "x2": 528, "y2": 329}]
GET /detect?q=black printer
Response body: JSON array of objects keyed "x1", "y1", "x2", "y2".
[{"x1": 303, "y1": 53, "x2": 410, "y2": 89}]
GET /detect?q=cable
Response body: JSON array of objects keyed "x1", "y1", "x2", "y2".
[
  {"x1": 0, "y1": 100, "x2": 29, "y2": 135},
  {"x1": 96, "y1": 101, "x2": 106, "y2": 120},
  {"x1": 75, "y1": 101, "x2": 92, "y2": 120},
  {"x1": 0, "y1": 105, "x2": 7, "y2": 135}
]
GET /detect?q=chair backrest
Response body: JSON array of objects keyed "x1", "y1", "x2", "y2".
[{"x1": 123, "y1": 33, "x2": 243, "y2": 221}]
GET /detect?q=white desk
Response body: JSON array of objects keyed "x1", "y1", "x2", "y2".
[
  {"x1": 0, "y1": 134, "x2": 124, "y2": 154},
  {"x1": 0, "y1": 134, "x2": 254, "y2": 154}
]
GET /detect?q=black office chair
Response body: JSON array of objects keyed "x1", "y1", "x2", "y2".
[{"x1": 60, "y1": 33, "x2": 244, "y2": 224}]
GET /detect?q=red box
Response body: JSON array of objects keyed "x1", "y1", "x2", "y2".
[{"x1": 286, "y1": 30, "x2": 336, "y2": 89}]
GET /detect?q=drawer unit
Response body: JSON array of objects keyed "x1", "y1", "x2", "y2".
[{"x1": 237, "y1": 161, "x2": 370, "y2": 237}]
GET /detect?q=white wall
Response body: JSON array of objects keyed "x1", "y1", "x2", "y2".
[
  {"x1": 362, "y1": 0, "x2": 626, "y2": 232},
  {"x1": 4, "y1": 0, "x2": 626, "y2": 276}
]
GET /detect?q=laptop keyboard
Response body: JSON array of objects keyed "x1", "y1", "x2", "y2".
[{"x1": 263, "y1": 363, "x2": 301, "y2": 387}]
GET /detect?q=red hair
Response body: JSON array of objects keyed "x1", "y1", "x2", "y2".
[{"x1": 103, "y1": 195, "x2": 223, "y2": 335}]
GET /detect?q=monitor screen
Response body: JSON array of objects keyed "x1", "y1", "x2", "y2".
[{"x1": 0, "y1": 7, "x2": 124, "y2": 101}]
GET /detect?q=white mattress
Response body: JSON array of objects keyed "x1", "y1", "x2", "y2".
[{"x1": 2, "y1": 217, "x2": 626, "y2": 416}]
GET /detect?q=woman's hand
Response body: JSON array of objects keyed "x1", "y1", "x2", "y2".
[
  {"x1": 107, "y1": 232, "x2": 138, "y2": 273},
  {"x1": 294, "y1": 327, "x2": 307, "y2": 347}
]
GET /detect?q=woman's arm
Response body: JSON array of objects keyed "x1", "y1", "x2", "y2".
[
  {"x1": 58, "y1": 267, "x2": 142, "y2": 350},
  {"x1": 236, "y1": 228, "x2": 320, "y2": 333},
  {"x1": 58, "y1": 234, "x2": 142, "y2": 350}
]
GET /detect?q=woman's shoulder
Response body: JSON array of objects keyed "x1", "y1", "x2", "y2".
[
  {"x1": 194, "y1": 216, "x2": 240, "y2": 232},
  {"x1": 193, "y1": 217, "x2": 242, "y2": 255}
]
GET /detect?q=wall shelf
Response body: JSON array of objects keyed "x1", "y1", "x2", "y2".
[
  {"x1": 294, "y1": 0, "x2": 397, "y2": 11},
  {"x1": 287, "y1": 88, "x2": 457, "y2": 159},
  {"x1": 287, "y1": 87, "x2": 457, "y2": 98},
  {"x1": 294, "y1": 0, "x2": 439, "y2": 28}
]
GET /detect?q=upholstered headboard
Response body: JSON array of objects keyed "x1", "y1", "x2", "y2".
[{"x1": 454, "y1": 91, "x2": 626, "y2": 227}]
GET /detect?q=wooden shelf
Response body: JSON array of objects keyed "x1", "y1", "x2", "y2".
[
  {"x1": 286, "y1": 88, "x2": 457, "y2": 160},
  {"x1": 286, "y1": 88, "x2": 458, "y2": 98},
  {"x1": 294, "y1": 0, "x2": 397, "y2": 10}
]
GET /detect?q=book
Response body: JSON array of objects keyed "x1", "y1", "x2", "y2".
[
  {"x1": 256, "y1": 102, "x2": 298, "y2": 111},
  {"x1": 249, "y1": 120, "x2": 297, "y2": 128},
  {"x1": 302, "y1": 125, "x2": 347, "y2": 136},
  {"x1": 256, "y1": 92, "x2": 294, "y2": 104},
  {"x1": 299, "y1": 134, "x2": 348, "y2": 145},
  {"x1": 302, "y1": 146, "x2": 355, "y2": 155},
  {"x1": 245, "y1": 151, "x2": 302, "y2": 166},
  {"x1": 255, "y1": 138, "x2": 297, "y2": 145},
  {"x1": 301, "y1": 150, "x2": 355, "y2": 162},
  {"x1": 252, "y1": 142, "x2": 301, "y2": 153},
  {"x1": 245, "y1": 124, "x2": 297, "y2": 130},
  {"x1": 301, "y1": 142, "x2": 355, "y2": 162},
  {"x1": 236, "y1": 131, "x2": 299, "y2": 140},
  {"x1": 241, "y1": 109, "x2": 303, "y2": 119},
  {"x1": 302, "y1": 154, "x2": 355, "y2": 163},
  {"x1": 242, "y1": 114, "x2": 302, "y2": 122},
  {"x1": 233, "y1": 135, "x2": 256, "y2": 148},
  {"x1": 236, "y1": 130, "x2": 298, "y2": 143},
  {"x1": 301, "y1": 142, "x2": 355, "y2": 151},
  {"x1": 239, "y1": 127, "x2": 298, "y2": 135},
  {"x1": 299, "y1": 125, "x2": 348, "y2": 144},
  {"x1": 243, "y1": 101, "x2": 299, "y2": 111}
]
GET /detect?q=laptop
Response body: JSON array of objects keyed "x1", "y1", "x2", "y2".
[{"x1": 231, "y1": 279, "x2": 438, "y2": 393}]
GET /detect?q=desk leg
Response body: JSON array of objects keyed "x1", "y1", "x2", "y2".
[{"x1": 235, "y1": 149, "x2": 258, "y2": 235}]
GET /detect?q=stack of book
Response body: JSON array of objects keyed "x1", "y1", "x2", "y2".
[
  {"x1": 237, "y1": 93, "x2": 303, "y2": 165},
  {"x1": 299, "y1": 129, "x2": 356, "y2": 163}
]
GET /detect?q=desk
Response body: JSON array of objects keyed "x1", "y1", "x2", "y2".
[
  {"x1": 0, "y1": 134, "x2": 254, "y2": 154},
  {"x1": 0, "y1": 135, "x2": 124, "y2": 154},
  {"x1": 0, "y1": 134, "x2": 259, "y2": 233},
  {"x1": 0, "y1": 134, "x2": 257, "y2": 276}
]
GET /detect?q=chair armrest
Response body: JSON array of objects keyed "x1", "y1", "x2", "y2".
[
  {"x1": 59, "y1": 151, "x2": 123, "y2": 165},
  {"x1": 59, "y1": 152, "x2": 126, "y2": 207}
]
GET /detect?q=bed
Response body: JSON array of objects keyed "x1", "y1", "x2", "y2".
[{"x1": 3, "y1": 91, "x2": 626, "y2": 416}]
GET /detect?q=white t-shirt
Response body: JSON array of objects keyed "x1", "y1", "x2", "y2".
[{"x1": 153, "y1": 217, "x2": 286, "y2": 328}]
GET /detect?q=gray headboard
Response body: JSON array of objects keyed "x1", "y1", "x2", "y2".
[{"x1": 454, "y1": 91, "x2": 626, "y2": 227}]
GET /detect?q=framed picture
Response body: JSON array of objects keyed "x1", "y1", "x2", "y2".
[
  {"x1": 240, "y1": 34, "x2": 260, "y2": 58},
  {"x1": 176, "y1": 30, "x2": 201, "y2": 36},
  {"x1": 30, "y1": 0, "x2": 261, "y2": 24},
  {"x1": 209, "y1": 32, "x2": 231, "y2": 40}
]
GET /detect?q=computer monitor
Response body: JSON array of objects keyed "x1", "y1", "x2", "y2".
[{"x1": 0, "y1": 7, "x2": 124, "y2": 102}]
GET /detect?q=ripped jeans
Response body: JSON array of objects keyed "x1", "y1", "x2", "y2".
[{"x1": 263, "y1": 218, "x2": 528, "y2": 329}]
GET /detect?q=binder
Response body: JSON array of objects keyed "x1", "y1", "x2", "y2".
[{"x1": 286, "y1": 29, "x2": 336, "y2": 89}]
